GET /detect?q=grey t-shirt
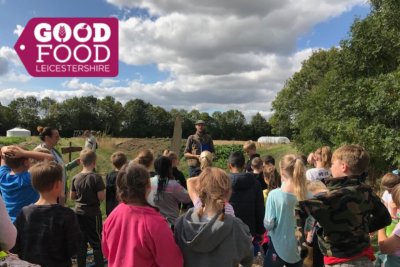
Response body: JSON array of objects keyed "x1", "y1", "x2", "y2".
[{"x1": 71, "y1": 172, "x2": 105, "y2": 216}]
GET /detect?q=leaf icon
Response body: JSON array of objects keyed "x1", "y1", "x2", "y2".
[{"x1": 59, "y1": 26, "x2": 66, "y2": 43}]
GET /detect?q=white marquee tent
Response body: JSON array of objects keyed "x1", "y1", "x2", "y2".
[
  {"x1": 257, "y1": 136, "x2": 290, "y2": 144},
  {"x1": 6, "y1": 127, "x2": 31, "y2": 137}
]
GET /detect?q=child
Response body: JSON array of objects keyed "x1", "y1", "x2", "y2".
[
  {"x1": 303, "y1": 180, "x2": 328, "y2": 267},
  {"x1": 264, "y1": 154, "x2": 308, "y2": 267},
  {"x1": 174, "y1": 167, "x2": 253, "y2": 267},
  {"x1": 106, "y1": 151, "x2": 127, "y2": 216},
  {"x1": 147, "y1": 156, "x2": 191, "y2": 227},
  {"x1": 187, "y1": 173, "x2": 235, "y2": 216},
  {"x1": 192, "y1": 150, "x2": 213, "y2": 177},
  {"x1": 306, "y1": 146, "x2": 332, "y2": 182},
  {"x1": 0, "y1": 145, "x2": 53, "y2": 222},
  {"x1": 133, "y1": 149, "x2": 156, "y2": 176},
  {"x1": 378, "y1": 183, "x2": 400, "y2": 266},
  {"x1": 251, "y1": 157, "x2": 268, "y2": 190},
  {"x1": 163, "y1": 150, "x2": 187, "y2": 189},
  {"x1": 243, "y1": 140, "x2": 260, "y2": 172},
  {"x1": 228, "y1": 151, "x2": 265, "y2": 256},
  {"x1": 102, "y1": 163, "x2": 183, "y2": 267},
  {"x1": 298, "y1": 144, "x2": 391, "y2": 267},
  {"x1": 70, "y1": 149, "x2": 105, "y2": 267},
  {"x1": 262, "y1": 163, "x2": 281, "y2": 201},
  {"x1": 307, "y1": 152, "x2": 315, "y2": 167},
  {"x1": 12, "y1": 161, "x2": 81, "y2": 267},
  {"x1": 381, "y1": 173, "x2": 400, "y2": 235}
]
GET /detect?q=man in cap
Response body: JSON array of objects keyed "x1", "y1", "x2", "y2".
[{"x1": 184, "y1": 120, "x2": 214, "y2": 177}]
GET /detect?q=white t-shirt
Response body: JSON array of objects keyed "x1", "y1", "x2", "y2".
[
  {"x1": 306, "y1": 168, "x2": 331, "y2": 181},
  {"x1": 382, "y1": 190, "x2": 393, "y2": 203}
]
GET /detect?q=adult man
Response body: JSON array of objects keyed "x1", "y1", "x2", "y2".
[{"x1": 184, "y1": 120, "x2": 214, "y2": 177}]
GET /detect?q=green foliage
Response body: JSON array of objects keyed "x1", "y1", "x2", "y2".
[
  {"x1": 213, "y1": 144, "x2": 243, "y2": 169},
  {"x1": 269, "y1": 0, "x2": 400, "y2": 180},
  {"x1": 0, "y1": 137, "x2": 27, "y2": 146}
]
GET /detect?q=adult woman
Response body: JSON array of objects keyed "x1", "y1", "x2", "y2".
[{"x1": 36, "y1": 126, "x2": 79, "y2": 205}]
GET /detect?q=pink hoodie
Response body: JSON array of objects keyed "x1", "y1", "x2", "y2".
[{"x1": 102, "y1": 203, "x2": 183, "y2": 267}]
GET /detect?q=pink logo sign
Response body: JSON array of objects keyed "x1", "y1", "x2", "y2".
[{"x1": 14, "y1": 18, "x2": 118, "y2": 77}]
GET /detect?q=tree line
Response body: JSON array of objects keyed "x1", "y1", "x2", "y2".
[
  {"x1": 0, "y1": 96, "x2": 272, "y2": 140},
  {"x1": 269, "y1": 0, "x2": 400, "y2": 174}
]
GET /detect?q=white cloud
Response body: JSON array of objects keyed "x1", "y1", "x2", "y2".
[
  {"x1": 0, "y1": 48, "x2": 312, "y2": 120},
  {"x1": 62, "y1": 78, "x2": 99, "y2": 90},
  {"x1": 13, "y1": 25, "x2": 24, "y2": 37},
  {"x1": 0, "y1": 46, "x2": 30, "y2": 82},
  {"x1": 0, "y1": 46, "x2": 21, "y2": 66},
  {"x1": 0, "y1": 57, "x2": 8, "y2": 75},
  {"x1": 107, "y1": 0, "x2": 366, "y2": 119},
  {"x1": 3, "y1": 0, "x2": 368, "y2": 120},
  {"x1": 99, "y1": 78, "x2": 121, "y2": 87}
]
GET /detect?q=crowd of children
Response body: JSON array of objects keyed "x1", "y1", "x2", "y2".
[{"x1": 0, "y1": 134, "x2": 399, "y2": 267}]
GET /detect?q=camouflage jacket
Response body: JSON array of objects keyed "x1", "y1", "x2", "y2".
[
  {"x1": 184, "y1": 133, "x2": 214, "y2": 167},
  {"x1": 297, "y1": 176, "x2": 391, "y2": 258}
]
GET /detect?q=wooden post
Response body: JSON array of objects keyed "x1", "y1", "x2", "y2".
[{"x1": 61, "y1": 142, "x2": 82, "y2": 163}]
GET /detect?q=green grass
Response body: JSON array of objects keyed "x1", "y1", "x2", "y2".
[{"x1": 0, "y1": 136, "x2": 28, "y2": 146}]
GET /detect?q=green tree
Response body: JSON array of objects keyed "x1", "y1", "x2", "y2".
[
  {"x1": 8, "y1": 96, "x2": 40, "y2": 132},
  {"x1": 97, "y1": 96, "x2": 124, "y2": 136},
  {"x1": 270, "y1": 0, "x2": 400, "y2": 176},
  {"x1": 249, "y1": 113, "x2": 271, "y2": 140}
]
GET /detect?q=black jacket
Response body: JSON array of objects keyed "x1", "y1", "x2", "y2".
[{"x1": 229, "y1": 172, "x2": 265, "y2": 236}]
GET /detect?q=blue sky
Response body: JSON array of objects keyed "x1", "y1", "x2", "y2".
[{"x1": 0, "y1": 0, "x2": 370, "y2": 119}]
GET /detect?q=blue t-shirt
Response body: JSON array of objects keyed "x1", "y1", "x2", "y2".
[
  {"x1": 0, "y1": 165, "x2": 39, "y2": 222},
  {"x1": 264, "y1": 188, "x2": 300, "y2": 264}
]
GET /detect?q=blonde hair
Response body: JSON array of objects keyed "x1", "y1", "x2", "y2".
[
  {"x1": 133, "y1": 149, "x2": 154, "y2": 169},
  {"x1": 314, "y1": 146, "x2": 332, "y2": 169},
  {"x1": 307, "y1": 180, "x2": 328, "y2": 195},
  {"x1": 381, "y1": 173, "x2": 400, "y2": 190},
  {"x1": 280, "y1": 154, "x2": 307, "y2": 201},
  {"x1": 197, "y1": 167, "x2": 231, "y2": 221},
  {"x1": 243, "y1": 140, "x2": 256, "y2": 151},
  {"x1": 332, "y1": 145, "x2": 369, "y2": 175},
  {"x1": 199, "y1": 151, "x2": 213, "y2": 170}
]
